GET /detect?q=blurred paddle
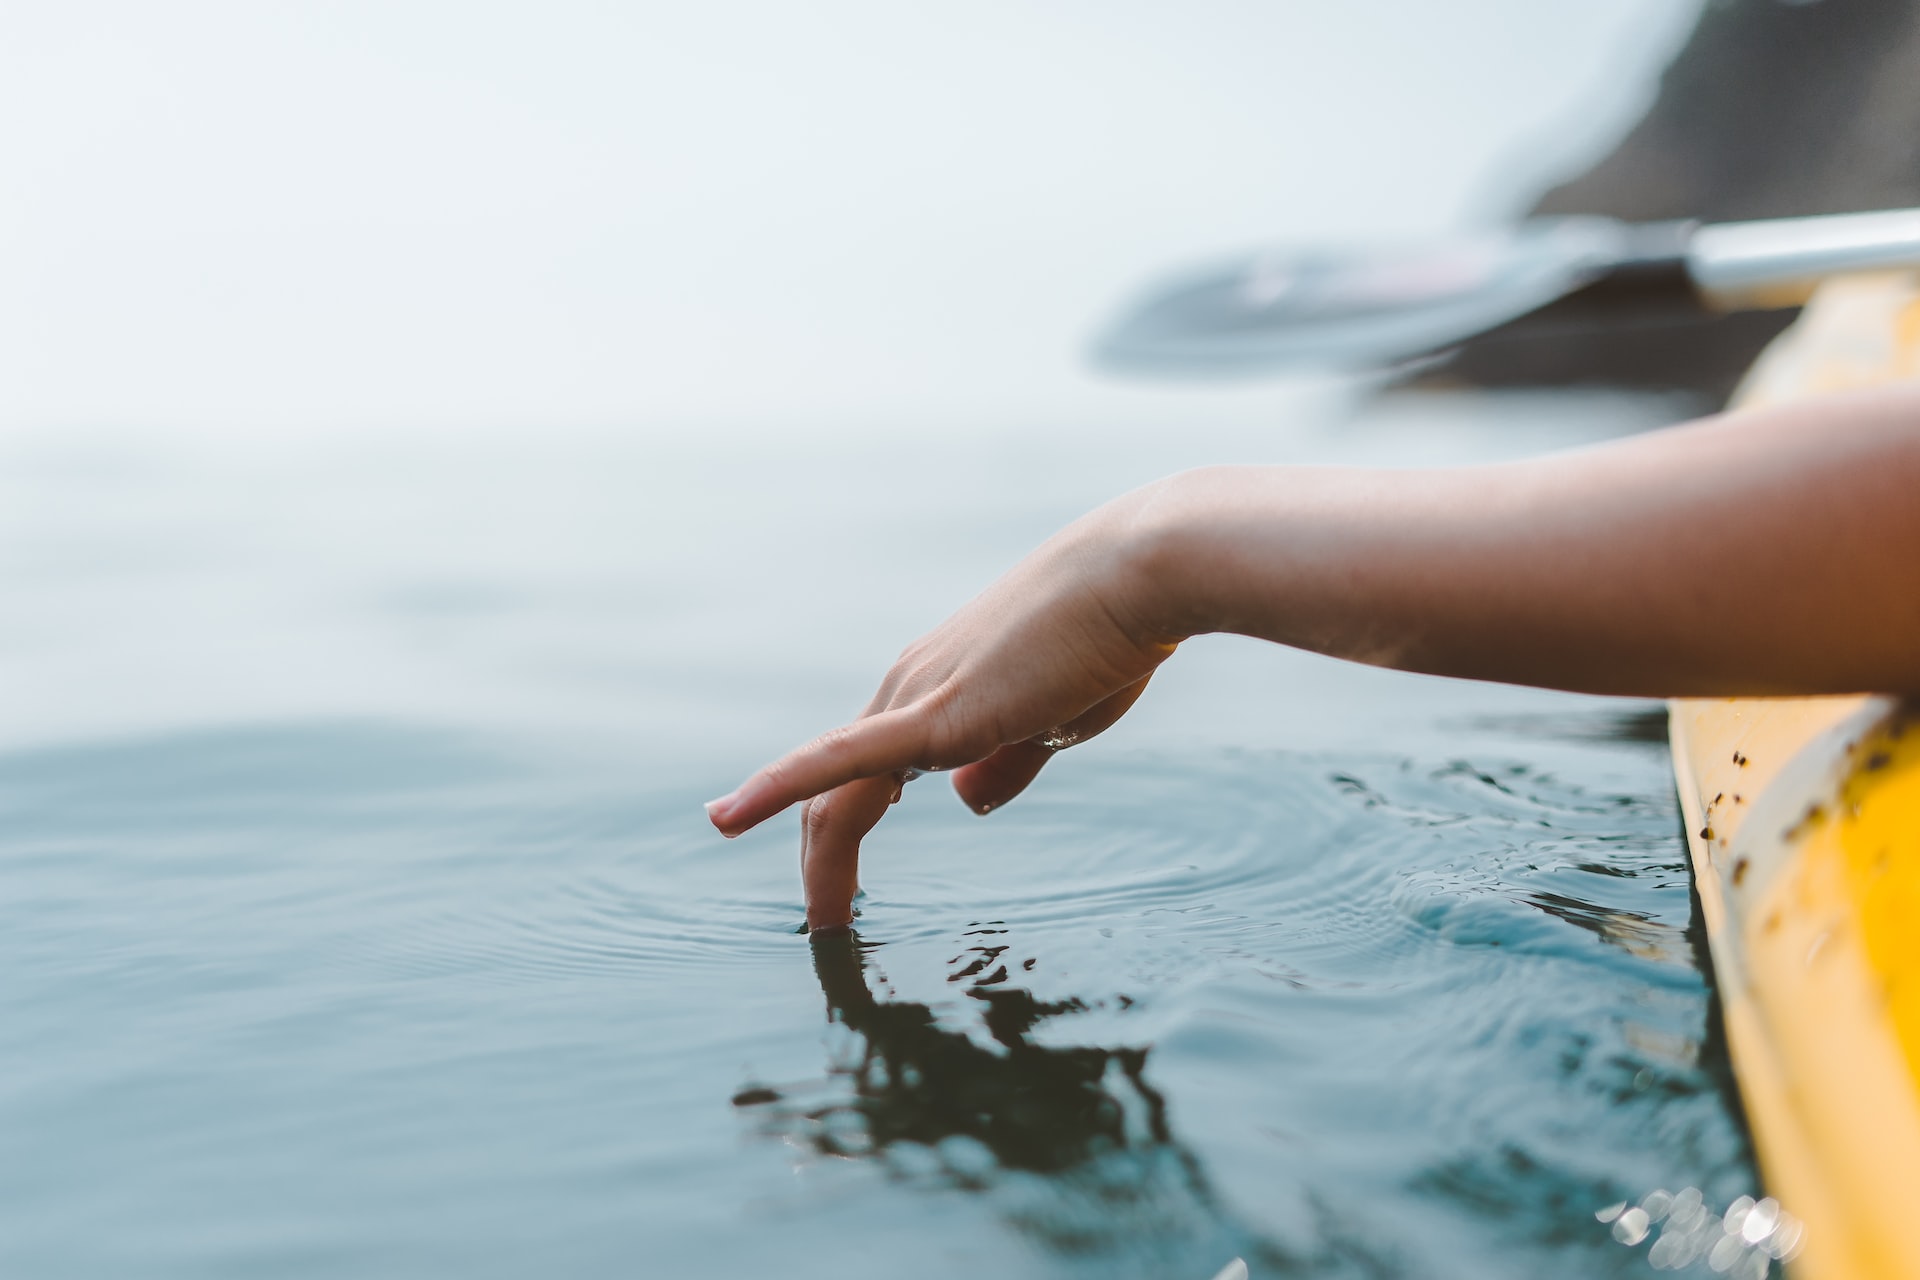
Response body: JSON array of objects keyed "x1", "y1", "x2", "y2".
[{"x1": 1093, "y1": 208, "x2": 1920, "y2": 376}]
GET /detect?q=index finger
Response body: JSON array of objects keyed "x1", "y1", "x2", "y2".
[{"x1": 705, "y1": 706, "x2": 931, "y2": 837}]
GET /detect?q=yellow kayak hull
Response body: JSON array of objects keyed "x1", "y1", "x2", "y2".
[{"x1": 1671, "y1": 273, "x2": 1920, "y2": 1280}]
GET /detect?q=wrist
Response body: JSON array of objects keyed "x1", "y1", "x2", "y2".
[{"x1": 1112, "y1": 467, "x2": 1235, "y2": 643}]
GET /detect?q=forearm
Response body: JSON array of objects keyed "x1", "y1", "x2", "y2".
[{"x1": 1132, "y1": 386, "x2": 1920, "y2": 696}]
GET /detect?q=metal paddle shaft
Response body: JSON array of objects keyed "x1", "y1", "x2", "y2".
[{"x1": 1093, "y1": 207, "x2": 1920, "y2": 376}]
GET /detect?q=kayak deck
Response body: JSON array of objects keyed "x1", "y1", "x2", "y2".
[{"x1": 1670, "y1": 272, "x2": 1920, "y2": 1280}]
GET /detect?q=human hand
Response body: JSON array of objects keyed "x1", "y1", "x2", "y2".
[
  {"x1": 709, "y1": 391, "x2": 1920, "y2": 929},
  {"x1": 704, "y1": 485, "x2": 1185, "y2": 930}
]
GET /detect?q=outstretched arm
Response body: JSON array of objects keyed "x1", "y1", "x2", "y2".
[{"x1": 707, "y1": 384, "x2": 1920, "y2": 929}]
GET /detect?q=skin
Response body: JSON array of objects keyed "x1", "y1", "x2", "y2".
[{"x1": 706, "y1": 385, "x2": 1920, "y2": 929}]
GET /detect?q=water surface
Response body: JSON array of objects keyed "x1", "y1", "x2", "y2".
[
  {"x1": 0, "y1": 397, "x2": 1777, "y2": 1277},
  {"x1": 2, "y1": 706, "x2": 1762, "y2": 1278}
]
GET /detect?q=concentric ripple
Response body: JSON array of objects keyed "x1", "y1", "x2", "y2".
[{"x1": 718, "y1": 745, "x2": 1759, "y2": 1278}]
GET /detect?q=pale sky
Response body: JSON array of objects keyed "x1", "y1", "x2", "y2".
[{"x1": 0, "y1": 2, "x2": 1698, "y2": 437}]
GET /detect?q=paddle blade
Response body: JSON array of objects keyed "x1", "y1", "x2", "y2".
[{"x1": 1092, "y1": 217, "x2": 1630, "y2": 376}]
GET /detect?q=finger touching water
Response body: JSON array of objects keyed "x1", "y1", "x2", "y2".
[
  {"x1": 702, "y1": 483, "x2": 1189, "y2": 926},
  {"x1": 799, "y1": 774, "x2": 898, "y2": 930}
]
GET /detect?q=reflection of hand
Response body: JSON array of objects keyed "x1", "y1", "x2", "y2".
[
  {"x1": 705, "y1": 483, "x2": 1184, "y2": 929},
  {"x1": 765, "y1": 929, "x2": 1198, "y2": 1206}
]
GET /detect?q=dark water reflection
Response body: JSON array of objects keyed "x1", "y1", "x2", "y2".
[
  {"x1": 740, "y1": 928, "x2": 1261, "y2": 1270},
  {"x1": 774, "y1": 929, "x2": 1164, "y2": 1179}
]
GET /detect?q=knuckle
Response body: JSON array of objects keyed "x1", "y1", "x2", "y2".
[
  {"x1": 921, "y1": 684, "x2": 994, "y2": 764},
  {"x1": 802, "y1": 795, "x2": 837, "y2": 841}
]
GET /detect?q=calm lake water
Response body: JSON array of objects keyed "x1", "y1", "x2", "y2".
[
  {"x1": 2, "y1": 3, "x2": 1779, "y2": 1275},
  {"x1": 1, "y1": 394, "x2": 1779, "y2": 1278}
]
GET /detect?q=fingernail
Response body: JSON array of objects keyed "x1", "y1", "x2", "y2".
[{"x1": 704, "y1": 794, "x2": 737, "y2": 831}]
